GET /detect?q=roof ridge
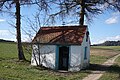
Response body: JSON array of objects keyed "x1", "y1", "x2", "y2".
[{"x1": 40, "y1": 25, "x2": 87, "y2": 28}]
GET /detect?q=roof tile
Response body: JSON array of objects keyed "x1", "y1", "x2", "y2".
[{"x1": 32, "y1": 25, "x2": 87, "y2": 45}]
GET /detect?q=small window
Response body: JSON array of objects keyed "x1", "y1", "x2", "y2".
[
  {"x1": 84, "y1": 47, "x2": 87, "y2": 60},
  {"x1": 86, "y1": 31, "x2": 89, "y2": 42}
]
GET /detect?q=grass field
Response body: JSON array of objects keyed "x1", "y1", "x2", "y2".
[
  {"x1": 0, "y1": 42, "x2": 17, "y2": 59},
  {"x1": 98, "y1": 56, "x2": 120, "y2": 80},
  {"x1": 0, "y1": 42, "x2": 90, "y2": 80},
  {"x1": 98, "y1": 49, "x2": 120, "y2": 80},
  {"x1": 0, "y1": 42, "x2": 120, "y2": 80},
  {"x1": 90, "y1": 47, "x2": 119, "y2": 64},
  {"x1": 91, "y1": 46, "x2": 120, "y2": 80},
  {"x1": 91, "y1": 46, "x2": 120, "y2": 51}
]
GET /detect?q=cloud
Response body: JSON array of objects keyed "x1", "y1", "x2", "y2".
[
  {"x1": 92, "y1": 35, "x2": 120, "y2": 44},
  {"x1": 112, "y1": 11, "x2": 120, "y2": 16},
  {"x1": 105, "y1": 12, "x2": 120, "y2": 24},
  {"x1": 107, "y1": 35, "x2": 120, "y2": 40},
  {"x1": 0, "y1": 30, "x2": 32, "y2": 42},
  {"x1": 0, "y1": 30, "x2": 16, "y2": 41},
  {"x1": 0, "y1": 29, "x2": 35, "y2": 42},
  {"x1": 0, "y1": 19, "x2": 5, "y2": 22},
  {"x1": 105, "y1": 16, "x2": 118, "y2": 24},
  {"x1": 0, "y1": 30, "x2": 10, "y2": 36}
]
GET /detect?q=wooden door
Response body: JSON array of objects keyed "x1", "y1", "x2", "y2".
[{"x1": 59, "y1": 46, "x2": 69, "y2": 70}]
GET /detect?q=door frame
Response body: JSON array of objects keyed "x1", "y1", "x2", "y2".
[
  {"x1": 55, "y1": 45, "x2": 70, "y2": 70},
  {"x1": 58, "y1": 46, "x2": 69, "y2": 70}
]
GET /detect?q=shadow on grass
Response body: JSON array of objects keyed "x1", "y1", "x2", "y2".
[
  {"x1": 85, "y1": 63, "x2": 120, "y2": 77},
  {"x1": 32, "y1": 65, "x2": 91, "y2": 77},
  {"x1": 108, "y1": 65, "x2": 120, "y2": 73},
  {"x1": 87, "y1": 64, "x2": 111, "y2": 71}
]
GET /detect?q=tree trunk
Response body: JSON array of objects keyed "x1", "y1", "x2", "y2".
[
  {"x1": 15, "y1": 0, "x2": 26, "y2": 60},
  {"x1": 79, "y1": 0, "x2": 85, "y2": 25}
]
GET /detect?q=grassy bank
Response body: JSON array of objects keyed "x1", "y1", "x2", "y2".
[
  {"x1": 90, "y1": 46, "x2": 120, "y2": 64},
  {"x1": 91, "y1": 46, "x2": 120, "y2": 80},
  {"x1": 0, "y1": 42, "x2": 17, "y2": 59},
  {"x1": 0, "y1": 59, "x2": 90, "y2": 80},
  {"x1": 0, "y1": 42, "x2": 120, "y2": 80},
  {"x1": 99, "y1": 54, "x2": 120, "y2": 80},
  {"x1": 0, "y1": 42, "x2": 89, "y2": 80}
]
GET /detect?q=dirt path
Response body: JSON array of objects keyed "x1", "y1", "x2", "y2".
[{"x1": 82, "y1": 53, "x2": 120, "y2": 80}]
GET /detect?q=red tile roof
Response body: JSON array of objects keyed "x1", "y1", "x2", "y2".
[{"x1": 32, "y1": 25, "x2": 87, "y2": 45}]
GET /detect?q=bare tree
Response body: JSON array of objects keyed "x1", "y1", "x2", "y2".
[
  {"x1": 0, "y1": 0, "x2": 33, "y2": 60},
  {"x1": 48, "y1": 0, "x2": 120, "y2": 25},
  {"x1": 0, "y1": 0, "x2": 50, "y2": 60},
  {"x1": 0, "y1": 0, "x2": 23, "y2": 60},
  {"x1": 15, "y1": 0, "x2": 26, "y2": 60},
  {"x1": 22, "y1": 11, "x2": 51, "y2": 66}
]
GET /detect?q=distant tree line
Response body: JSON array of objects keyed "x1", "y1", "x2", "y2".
[
  {"x1": 93, "y1": 41, "x2": 120, "y2": 46},
  {"x1": 0, "y1": 39, "x2": 14, "y2": 43}
]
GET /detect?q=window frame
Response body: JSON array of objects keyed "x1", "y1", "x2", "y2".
[{"x1": 84, "y1": 47, "x2": 87, "y2": 60}]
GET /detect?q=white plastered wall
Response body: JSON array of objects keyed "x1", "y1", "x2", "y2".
[
  {"x1": 31, "y1": 44, "x2": 56, "y2": 69},
  {"x1": 80, "y1": 27, "x2": 90, "y2": 69},
  {"x1": 69, "y1": 45, "x2": 82, "y2": 71}
]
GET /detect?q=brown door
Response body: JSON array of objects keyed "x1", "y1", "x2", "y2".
[{"x1": 59, "y1": 46, "x2": 69, "y2": 70}]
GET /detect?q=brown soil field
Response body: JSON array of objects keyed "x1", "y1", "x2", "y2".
[{"x1": 90, "y1": 48, "x2": 119, "y2": 57}]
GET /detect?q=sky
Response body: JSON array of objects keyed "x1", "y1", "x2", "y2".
[
  {"x1": 89, "y1": 11, "x2": 120, "y2": 44},
  {"x1": 0, "y1": 5, "x2": 120, "y2": 45}
]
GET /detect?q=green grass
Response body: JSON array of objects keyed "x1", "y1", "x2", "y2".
[
  {"x1": 0, "y1": 59, "x2": 89, "y2": 80},
  {"x1": 90, "y1": 46, "x2": 120, "y2": 80},
  {"x1": 0, "y1": 42, "x2": 90, "y2": 80},
  {"x1": 0, "y1": 42, "x2": 31, "y2": 61},
  {"x1": 90, "y1": 46, "x2": 120, "y2": 64},
  {"x1": 0, "y1": 42, "x2": 17, "y2": 59},
  {"x1": 99, "y1": 56, "x2": 120, "y2": 80},
  {"x1": 1, "y1": 42, "x2": 120, "y2": 80},
  {"x1": 90, "y1": 55, "x2": 108, "y2": 64},
  {"x1": 92, "y1": 46, "x2": 120, "y2": 80}
]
